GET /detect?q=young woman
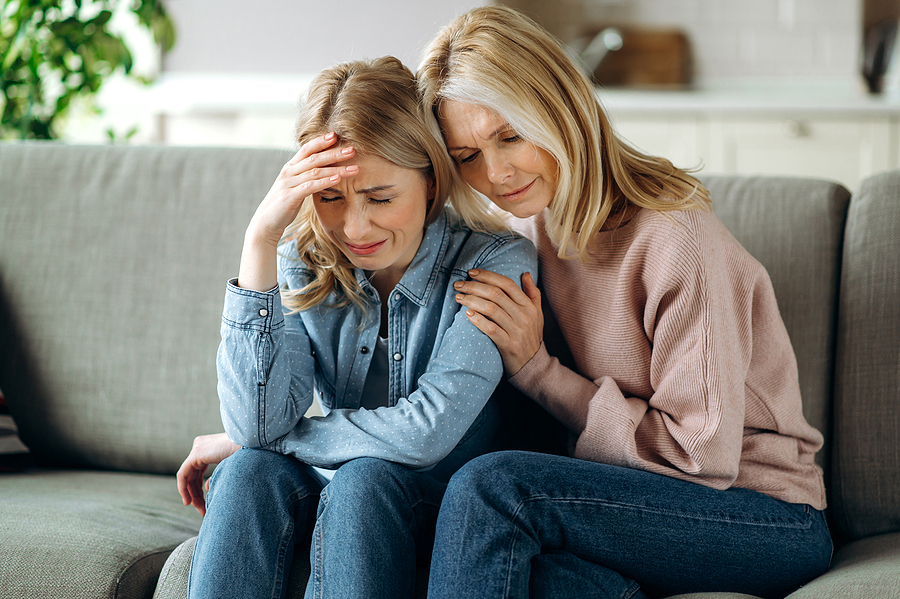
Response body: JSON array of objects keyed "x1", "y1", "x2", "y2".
[
  {"x1": 418, "y1": 7, "x2": 832, "y2": 599},
  {"x1": 176, "y1": 56, "x2": 536, "y2": 599}
]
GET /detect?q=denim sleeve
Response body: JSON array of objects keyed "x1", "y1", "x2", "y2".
[
  {"x1": 272, "y1": 235, "x2": 538, "y2": 469},
  {"x1": 216, "y1": 279, "x2": 314, "y2": 448}
]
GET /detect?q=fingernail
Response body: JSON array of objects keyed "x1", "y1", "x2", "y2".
[
  {"x1": 453, "y1": 281, "x2": 463, "y2": 289},
  {"x1": 469, "y1": 269, "x2": 479, "y2": 276},
  {"x1": 325, "y1": 132, "x2": 335, "y2": 141},
  {"x1": 466, "y1": 310, "x2": 475, "y2": 318},
  {"x1": 345, "y1": 165, "x2": 358, "y2": 172},
  {"x1": 341, "y1": 147, "x2": 354, "y2": 154},
  {"x1": 330, "y1": 175, "x2": 340, "y2": 181},
  {"x1": 456, "y1": 294, "x2": 464, "y2": 301}
]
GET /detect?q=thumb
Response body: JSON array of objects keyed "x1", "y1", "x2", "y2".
[{"x1": 523, "y1": 272, "x2": 541, "y2": 301}]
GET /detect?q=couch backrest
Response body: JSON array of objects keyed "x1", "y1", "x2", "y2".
[
  {"x1": 830, "y1": 169, "x2": 900, "y2": 542},
  {"x1": 0, "y1": 143, "x2": 292, "y2": 474},
  {"x1": 702, "y1": 176, "x2": 851, "y2": 480}
]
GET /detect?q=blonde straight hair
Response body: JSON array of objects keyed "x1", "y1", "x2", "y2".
[
  {"x1": 418, "y1": 6, "x2": 710, "y2": 260},
  {"x1": 283, "y1": 56, "x2": 465, "y2": 313}
]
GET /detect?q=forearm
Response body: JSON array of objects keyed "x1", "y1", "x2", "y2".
[
  {"x1": 508, "y1": 342, "x2": 594, "y2": 434},
  {"x1": 217, "y1": 282, "x2": 314, "y2": 447},
  {"x1": 273, "y1": 315, "x2": 505, "y2": 469},
  {"x1": 237, "y1": 229, "x2": 280, "y2": 292}
]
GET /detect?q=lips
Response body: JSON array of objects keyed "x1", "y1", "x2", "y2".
[
  {"x1": 344, "y1": 240, "x2": 386, "y2": 256},
  {"x1": 500, "y1": 179, "x2": 536, "y2": 202}
]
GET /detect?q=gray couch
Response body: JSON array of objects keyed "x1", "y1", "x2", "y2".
[{"x1": 0, "y1": 142, "x2": 898, "y2": 599}]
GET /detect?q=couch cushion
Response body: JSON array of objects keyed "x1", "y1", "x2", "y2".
[
  {"x1": 701, "y1": 175, "x2": 850, "y2": 475},
  {"x1": 785, "y1": 532, "x2": 900, "y2": 599},
  {"x1": 0, "y1": 469, "x2": 202, "y2": 599},
  {"x1": 0, "y1": 143, "x2": 293, "y2": 473},
  {"x1": 830, "y1": 169, "x2": 900, "y2": 541},
  {"x1": 153, "y1": 536, "x2": 314, "y2": 599}
]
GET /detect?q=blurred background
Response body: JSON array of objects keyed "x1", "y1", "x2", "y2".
[{"x1": 4, "y1": 0, "x2": 900, "y2": 189}]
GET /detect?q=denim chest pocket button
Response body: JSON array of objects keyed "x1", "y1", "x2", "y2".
[
  {"x1": 259, "y1": 309, "x2": 268, "y2": 317},
  {"x1": 360, "y1": 346, "x2": 370, "y2": 354},
  {"x1": 393, "y1": 353, "x2": 402, "y2": 361}
]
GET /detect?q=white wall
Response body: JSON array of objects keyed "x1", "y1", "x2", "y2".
[
  {"x1": 162, "y1": 0, "x2": 487, "y2": 74},
  {"x1": 504, "y1": 0, "x2": 863, "y2": 84},
  {"x1": 72, "y1": 0, "x2": 867, "y2": 145}
]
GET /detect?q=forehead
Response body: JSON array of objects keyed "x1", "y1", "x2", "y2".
[
  {"x1": 439, "y1": 101, "x2": 506, "y2": 147},
  {"x1": 326, "y1": 152, "x2": 424, "y2": 193}
]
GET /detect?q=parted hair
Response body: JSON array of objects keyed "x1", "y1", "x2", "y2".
[
  {"x1": 282, "y1": 56, "x2": 465, "y2": 313},
  {"x1": 418, "y1": 5, "x2": 710, "y2": 260}
]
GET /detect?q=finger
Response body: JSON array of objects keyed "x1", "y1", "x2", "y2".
[
  {"x1": 289, "y1": 164, "x2": 359, "y2": 194},
  {"x1": 522, "y1": 272, "x2": 541, "y2": 303},
  {"x1": 466, "y1": 269, "x2": 532, "y2": 306},
  {"x1": 192, "y1": 492, "x2": 207, "y2": 517},
  {"x1": 176, "y1": 464, "x2": 193, "y2": 505},
  {"x1": 454, "y1": 280, "x2": 532, "y2": 322},
  {"x1": 288, "y1": 143, "x2": 357, "y2": 181},
  {"x1": 456, "y1": 292, "x2": 515, "y2": 328},
  {"x1": 463, "y1": 308, "x2": 510, "y2": 346},
  {"x1": 290, "y1": 132, "x2": 339, "y2": 164}
]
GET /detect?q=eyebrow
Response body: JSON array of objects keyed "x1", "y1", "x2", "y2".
[
  {"x1": 322, "y1": 184, "x2": 396, "y2": 195},
  {"x1": 446, "y1": 123, "x2": 512, "y2": 151}
]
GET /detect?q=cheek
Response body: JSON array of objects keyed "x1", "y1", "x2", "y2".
[
  {"x1": 459, "y1": 166, "x2": 487, "y2": 192},
  {"x1": 312, "y1": 204, "x2": 340, "y2": 234}
]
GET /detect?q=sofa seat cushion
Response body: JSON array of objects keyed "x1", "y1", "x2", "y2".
[
  {"x1": 0, "y1": 469, "x2": 202, "y2": 599},
  {"x1": 155, "y1": 535, "x2": 433, "y2": 599},
  {"x1": 785, "y1": 532, "x2": 900, "y2": 599}
]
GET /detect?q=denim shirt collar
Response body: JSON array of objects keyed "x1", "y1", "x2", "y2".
[{"x1": 352, "y1": 210, "x2": 450, "y2": 307}]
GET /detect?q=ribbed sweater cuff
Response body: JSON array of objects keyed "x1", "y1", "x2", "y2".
[{"x1": 509, "y1": 342, "x2": 596, "y2": 433}]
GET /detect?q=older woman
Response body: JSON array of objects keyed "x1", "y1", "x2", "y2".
[{"x1": 418, "y1": 6, "x2": 831, "y2": 599}]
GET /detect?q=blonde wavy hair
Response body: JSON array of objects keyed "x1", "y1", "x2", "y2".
[
  {"x1": 418, "y1": 5, "x2": 710, "y2": 260},
  {"x1": 283, "y1": 56, "x2": 463, "y2": 313}
]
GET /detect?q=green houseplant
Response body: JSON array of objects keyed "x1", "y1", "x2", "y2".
[{"x1": 0, "y1": 0, "x2": 175, "y2": 140}]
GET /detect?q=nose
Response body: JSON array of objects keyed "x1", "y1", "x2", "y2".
[
  {"x1": 484, "y1": 150, "x2": 513, "y2": 185},
  {"x1": 342, "y1": 203, "x2": 372, "y2": 241}
]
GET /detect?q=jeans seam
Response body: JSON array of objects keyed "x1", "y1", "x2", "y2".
[
  {"x1": 513, "y1": 494, "x2": 813, "y2": 530},
  {"x1": 498, "y1": 493, "x2": 814, "y2": 597},
  {"x1": 309, "y1": 490, "x2": 328, "y2": 599}
]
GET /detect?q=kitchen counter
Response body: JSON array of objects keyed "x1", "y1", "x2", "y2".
[
  {"x1": 106, "y1": 73, "x2": 900, "y2": 119},
  {"x1": 598, "y1": 80, "x2": 900, "y2": 116}
]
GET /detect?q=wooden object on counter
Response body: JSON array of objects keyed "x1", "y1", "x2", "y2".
[{"x1": 592, "y1": 27, "x2": 691, "y2": 88}]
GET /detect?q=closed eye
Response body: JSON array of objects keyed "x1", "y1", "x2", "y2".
[{"x1": 458, "y1": 151, "x2": 479, "y2": 165}]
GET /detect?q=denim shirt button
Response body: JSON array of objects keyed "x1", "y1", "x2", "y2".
[
  {"x1": 393, "y1": 293, "x2": 402, "y2": 302},
  {"x1": 360, "y1": 346, "x2": 370, "y2": 354},
  {"x1": 393, "y1": 352, "x2": 402, "y2": 361},
  {"x1": 259, "y1": 309, "x2": 268, "y2": 317}
]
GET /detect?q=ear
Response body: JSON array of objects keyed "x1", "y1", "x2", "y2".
[{"x1": 424, "y1": 175, "x2": 438, "y2": 214}]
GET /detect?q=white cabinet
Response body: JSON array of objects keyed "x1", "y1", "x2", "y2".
[
  {"x1": 707, "y1": 116, "x2": 896, "y2": 189},
  {"x1": 607, "y1": 91, "x2": 900, "y2": 191}
]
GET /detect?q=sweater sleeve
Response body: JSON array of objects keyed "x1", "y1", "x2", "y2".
[{"x1": 510, "y1": 211, "x2": 750, "y2": 490}]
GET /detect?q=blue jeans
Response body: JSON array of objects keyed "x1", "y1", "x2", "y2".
[
  {"x1": 427, "y1": 451, "x2": 832, "y2": 599},
  {"x1": 188, "y1": 449, "x2": 446, "y2": 599}
]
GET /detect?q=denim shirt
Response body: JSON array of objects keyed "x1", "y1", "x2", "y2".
[{"x1": 217, "y1": 209, "x2": 538, "y2": 470}]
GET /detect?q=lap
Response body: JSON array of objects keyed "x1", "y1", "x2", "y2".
[{"x1": 446, "y1": 451, "x2": 832, "y2": 598}]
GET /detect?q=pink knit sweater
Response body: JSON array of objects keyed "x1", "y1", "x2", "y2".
[{"x1": 509, "y1": 206, "x2": 827, "y2": 509}]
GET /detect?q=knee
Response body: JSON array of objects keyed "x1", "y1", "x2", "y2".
[
  {"x1": 326, "y1": 458, "x2": 409, "y2": 503},
  {"x1": 443, "y1": 451, "x2": 525, "y2": 509},
  {"x1": 208, "y1": 448, "x2": 312, "y2": 507}
]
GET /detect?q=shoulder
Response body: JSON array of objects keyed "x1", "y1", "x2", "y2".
[{"x1": 441, "y1": 209, "x2": 537, "y2": 271}]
